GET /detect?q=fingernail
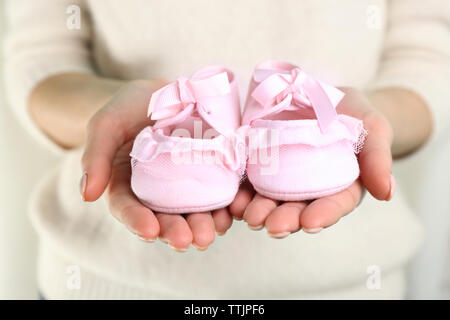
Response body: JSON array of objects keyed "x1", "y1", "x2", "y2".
[
  {"x1": 303, "y1": 227, "x2": 323, "y2": 234},
  {"x1": 138, "y1": 235, "x2": 156, "y2": 243},
  {"x1": 233, "y1": 216, "x2": 243, "y2": 221},
  {"x1": 169, "y1": 244, "x2": 188, "y2": 252},
  {"x1": 268, "y1": 231, "x2": 290, "y2": 239},
  {"x1": 79, "y1": 172, "x2": 87, "y2": 201},
  {"x1": 159, "y1": 237, "x2": 169, "y2": 244},
  {"x1": 386, "y1": 174, "x2": 396, "y2": 201},
  {"x1": 216, "y1": 231, "x2": 227, "y2": 236},
  {"x1": 192, "y1": 243, "x2": 208, "y2": 251},
  {"x1": 248, "y1": 224, "x2": 264, "y2": 231}
]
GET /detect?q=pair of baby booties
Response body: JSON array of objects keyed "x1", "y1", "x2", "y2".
[{"x1": 130, "y1": 60, "x2": 367, "y2": 214}]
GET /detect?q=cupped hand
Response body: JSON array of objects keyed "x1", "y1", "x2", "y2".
[
  {"x1": 80, "y1": 80, "x2": 233, "y2": 251},
  {"x1": 228, "y1": 87, "x2": 395, "y2": 237}
]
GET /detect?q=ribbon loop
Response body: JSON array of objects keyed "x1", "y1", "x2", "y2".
[
  {"x1": 250, "y1": 66, "x2": 343, "y2": 132},
  {"x1": 148, "y1": 72, "x2": 231, "y2": 130},
  {"x1": 177, "y1": 77, "x2": 196, "y2": 109}
]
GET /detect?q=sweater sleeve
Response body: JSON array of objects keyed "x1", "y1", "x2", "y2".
[
  {"x1": 3, "y1": 0, "x2": 95, "y2": 154},
  {"x1": 366, "y1": 0, "x2": 450, "y2": 140}
]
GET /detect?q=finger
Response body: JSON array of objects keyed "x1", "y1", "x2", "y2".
[
  {"x1": 264, "y1": 202, "x2": 307, "y2": 238},
  {"x1": 107, "y1": 160, "x2": 160, "y2": 241},
  {"x1": 186, "y1": 213, "x2": 216, "y2": 250},
  {"x1": 358, "y1": 111, "x2": 394, "y2": 201},
  {"x1": 300, "y1": 180, "x2": 363, "y2": 233},
  {"x1": 243, "y1": 194, "x2": 279, "y2": 230},
  {"x1": 212, "y1": 207, "x2": 233, "y2": 235},
  {"x1": 229, "y1": 180, "x2": 255, "y2": 220},
  {"x1": 81, "y1": 111, "x2": 125, "y2": 201},
  {"x1": 156, "y1": 213, "x2": 193, "y2": 251}
]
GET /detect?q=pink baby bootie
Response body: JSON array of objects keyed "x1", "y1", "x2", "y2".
[
  {"x1": 130, "y1": 66, "x2": 246, "y2": 213},
  {"x1": 242, "y1": 60, "x2": 367, "y2": 201}
]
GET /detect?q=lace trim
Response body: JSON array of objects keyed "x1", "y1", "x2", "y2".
[{"x1": 353, "y1": 126, "x2": 368, "y2": 154}]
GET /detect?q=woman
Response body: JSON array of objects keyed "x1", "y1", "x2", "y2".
[{"x1": 4, "y1": 0, "x2": 449, "y2": 299}]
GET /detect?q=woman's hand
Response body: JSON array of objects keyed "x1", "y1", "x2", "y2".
[
  {"x1": 227, "y1": 87, "x2": 396, "y2": 237},
  {"x1": 80, "y1": 80, "x2": 234, "y2": 251}
]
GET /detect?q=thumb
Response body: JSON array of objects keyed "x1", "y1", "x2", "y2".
[{"x1": 80, "y1": 112, "x2": 125, "y2": 201}]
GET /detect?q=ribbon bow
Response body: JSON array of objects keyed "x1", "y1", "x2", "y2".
[
  {"x1": 251, "y1": 67, "x2": 343, "y2": 132},
  {"x1": 148, "y1": 72, "x2": 231, "y2": 131}
]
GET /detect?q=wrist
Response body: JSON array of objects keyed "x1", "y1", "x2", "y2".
[
  {"x1": 29, "y1": 73, "x2": 124, "y2": 149},
  {"x1": 367, "y1": 87, "x2": 433, "y2": 158}
]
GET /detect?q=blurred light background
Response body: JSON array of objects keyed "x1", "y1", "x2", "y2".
[
  {"x1": 0, "y1": 2, "x2": 448, "y2": 300},
  {"x1": 0, "y1": 4, "x2": 59, "y2": 299}
]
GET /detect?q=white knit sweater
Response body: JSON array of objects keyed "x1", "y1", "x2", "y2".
[{"x1": 3, "y1": 0, "x2": 450, "y2": 299}]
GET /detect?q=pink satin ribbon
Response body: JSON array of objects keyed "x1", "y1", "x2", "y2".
[
  {"x1": 251, "y1": 67, "x2": 339, "y2": 132},
  {"x1": 148, "y1": 72, "x2": 231, "y2": 130}
]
